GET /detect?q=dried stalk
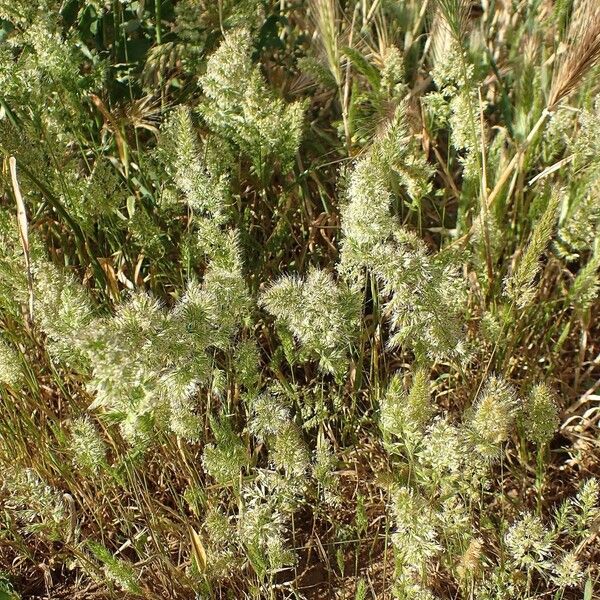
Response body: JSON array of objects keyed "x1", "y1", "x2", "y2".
[{"x1": 9, "y1": 156, "x2": 34, "y2": 326}]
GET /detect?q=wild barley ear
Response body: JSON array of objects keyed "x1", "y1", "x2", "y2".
[
  {"x1": 548, "y1": 0, "x2": 600, "y2": 109},
  {"x1": 309, "y1": 0, "x2": 344, "y2": 87},
  {"x1": 432, "y1": 0, "x2": 471, "y2": 48},
  {"x1": 456, "y1": 537, "x2": 483, "y2": 582}
]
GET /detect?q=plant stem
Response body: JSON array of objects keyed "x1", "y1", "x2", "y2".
[{"x1": 155, "y1": 0, "x2": 162, "y2": 44}]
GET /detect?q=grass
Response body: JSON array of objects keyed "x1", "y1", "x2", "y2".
[{"x1": 0, "y1": 0, "x2": 599, "y2": 598}]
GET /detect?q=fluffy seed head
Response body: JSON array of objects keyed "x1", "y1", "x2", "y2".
[
  {"x1": 470, "y1": 375, "x2": 518, "y2": 456},
  {"x1": 70, "y1": 417, "x2": 107, "y2": 474},
  {"x1": 521, "y1": 383, "x2": 559, "y2": 445},
  {"x1": 505, "y1": 513, "x2": 552, "y2": 571}
]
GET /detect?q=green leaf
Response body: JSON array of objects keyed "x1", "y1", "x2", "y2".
[
  {"x1": 584, "y1": 577, "x2": 593, "y2": 600},
  {"x1": 188, "y1": 526, "x2": 207, "y2": 575},
  {"x1": 127, "y1": 196, "x2": 136, "y2": 218},
  {"x1": 343, "y1": 47, "x2": 381, "y2": 90}
]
